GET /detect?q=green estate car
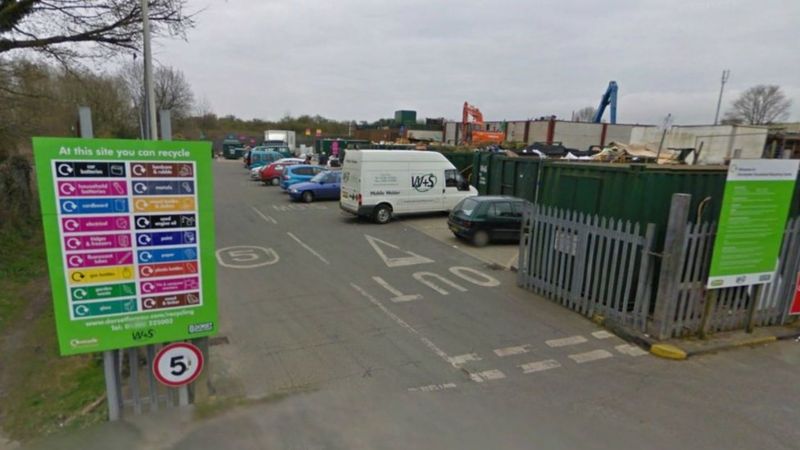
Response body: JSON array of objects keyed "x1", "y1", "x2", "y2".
[{"x1": 448, "y1": 196, "x2": 528, "y2": 246}]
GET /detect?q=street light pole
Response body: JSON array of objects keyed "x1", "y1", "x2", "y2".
[
  {"x1": 142, "y1": 0, "x2": 158, "y2": 140},
  {"x1": 713, "y1": 70, "x2": 730, "y2": 125}
]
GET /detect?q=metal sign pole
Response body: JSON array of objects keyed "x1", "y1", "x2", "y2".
[{"x1": 79, "y1": 106, "x2": 122, "y2": 421}]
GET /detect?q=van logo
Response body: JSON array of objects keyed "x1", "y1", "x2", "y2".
[{"x1": 411, "y1": 173, "x2": 437, "y2": 192}]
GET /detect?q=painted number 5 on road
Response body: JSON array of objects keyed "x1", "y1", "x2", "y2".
[{"x1": 153, "y1": 342, "x2": 204, "y2": 387}]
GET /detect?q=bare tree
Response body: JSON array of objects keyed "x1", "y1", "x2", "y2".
[
  {"x1": 153, "y1": 65, "x2": 193, "y2": 118},
  {"x1": 0, "y1": 0, "x2": 194, "y2": 59},
  {"x1": 119, "y1": 60, "x2": 194, "y2": 134},
  {"x1": 723, "y1": 85, "x2": 792, "y2": 125},
  {"x1": 574, "y1": 106, "x2": 597, "y2": 122}
]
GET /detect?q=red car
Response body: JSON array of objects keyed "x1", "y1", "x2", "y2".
[{"x1": 260, "y1": 158, "x2": 304, "y2": 185}]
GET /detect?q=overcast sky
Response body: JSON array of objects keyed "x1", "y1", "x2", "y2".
[{"x1": 155, "y1": 0, "x2": 800, "y2": 125}]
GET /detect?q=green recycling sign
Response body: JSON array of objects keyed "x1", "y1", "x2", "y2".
[
  {"x1": 33, "y1": 137, "x2": 219, "y2": 355},
  {"x1": 707, "y1": 159, "x2": 800, "y2": 289}
]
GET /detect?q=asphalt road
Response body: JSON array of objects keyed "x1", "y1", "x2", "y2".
[{"x1": 25, "y1": 159, "x2": 800, "y2": 450}]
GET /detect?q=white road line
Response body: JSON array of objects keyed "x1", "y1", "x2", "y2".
[
  {"x1": 504, "y1": 251, "x2": 520, "y2": 270},
  {"x1": 365, "y1": 235, "x2": 434, "y2": 268},
  {"x1": 591, "y1": 330, "x2": 614, "y2": 340},
  {"x1": 568, "y1": 349, "x2": 614, "y2": 364},
  {"x1": 472, "y1": 369, "x2": 506, "y2": 382},
  {"x1": 615, "y1": 344, "x2": 648, "y2": 357},
  {"x1": 546, "y1": 335, "x2": 588, "y2": 348},
  {"x1": 251, "y1": 206, "x2": 277, "y2": 224},
  {"x1": 351, "y1": 283, "x2": 457, "y2": 371},
  {"x1": 408, "y1": 383, "x2": 457, "y2": 393},
  {"x1": 448, "y1": 353, "x2": 481, "y2": 366},
  {"x1": 520, "y1": 359, "x2": 561, "y2": 374},
  {"x1": 493, "y1": 345, "x2": 531, "y2": 357},
  {"x1": 287, "y1": 232, "x2": 329, "y2": 265},
  {"x1": 372, "y1": 276, "x2": 421, "y2": 303}
]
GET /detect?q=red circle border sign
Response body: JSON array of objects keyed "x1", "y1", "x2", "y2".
[{"x1": 152, "y1": 342, "x2": 204, "y2": 387}]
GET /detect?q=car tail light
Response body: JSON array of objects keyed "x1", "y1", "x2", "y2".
[
  {"x1": 356, "y1": 193, "x2": 362, "y2": 206},
  {"x1": 283, "y1": 175, "x2": 289, "y2": 180}
]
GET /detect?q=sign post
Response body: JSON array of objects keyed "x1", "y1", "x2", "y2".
[
  {"x1": 33, "y1": 137, "x2": 219, "y2": 356},
  {"x1": 706, "y1": 159, "x2": 799, "y2": 332}
]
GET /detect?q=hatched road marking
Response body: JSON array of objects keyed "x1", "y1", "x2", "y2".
[
  {"x1": 493, "y1": 345, "x2": 531, "y2": 357},
  {"x1": 615, "y1": 344, "x2": 649, "y2": 357},
  {"x1": 546, "y1": 335, "x2": 588, "y2": 348},
  {"x1": 591, "y1": 330, "x2": 614, "y2": 340},
  {"x1": 408, "y1": 383, "x2": 458, "y2": 393},
  {"x1": 471, "y1": 369, "x2": 506, "y2": 382},
  {"x1": 568, "y1": 349, "x2": 614, "y2": 364},
  {"x1": 520, "y1": 359, "x2": 561, "y2": 374},
  {"x1": 449, "y1": 353, "x2": 482, "y2": 366}
]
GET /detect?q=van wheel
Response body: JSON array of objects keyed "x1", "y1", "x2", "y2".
[
  {"x1": 302, "y1": 191, "x2": 314, "y2": 203},
  {"x1": 373, "y1": 204, "x2": 392, "y2": 224},
  {"x1": 270, "y1": 178, "x2": 280, "y2": 186},
  {"x1": 472, "y1": 230, "x2": 489, "y2": 247}
]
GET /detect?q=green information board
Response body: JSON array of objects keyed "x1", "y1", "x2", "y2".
[
  {"x1": 33, "y1": 137, "x2": 218, "y2": 355},
  {"x1": 707, "y1": 159, "x2": 800, "y2": 289}
]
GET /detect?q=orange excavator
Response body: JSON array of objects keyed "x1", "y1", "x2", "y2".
[{"x1": 460, "y1": 101, "x2": 505, "y2": 145}]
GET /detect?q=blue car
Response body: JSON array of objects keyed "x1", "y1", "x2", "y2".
[
  {"x1": 280, "y1": 165, "x2": 326, "y2": 190},
  {"x1": 288, "y1": 171, "x2": 342, "y2": 203}
]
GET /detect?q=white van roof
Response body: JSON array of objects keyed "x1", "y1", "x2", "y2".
[{"x1": 345, "y1": 150, "x2": 451, "y2": 163}]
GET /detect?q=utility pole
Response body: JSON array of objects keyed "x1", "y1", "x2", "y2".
[
  {"x1": 713, "y1": 70, "x2": 730, "y2": 125},
  {"x1": 655, "y1": 113, "x2": 673, "y2": 162},
  {"x1": 142, "y1": 0, "x2": 158, "y2": 140}
]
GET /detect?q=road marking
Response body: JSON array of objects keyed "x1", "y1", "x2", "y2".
[
  {"x1": 494, "y1": 345, "x2": 531, "y2": 357},
  {"x1": 365, "y1": 235, "x2": 434, "y2": 268},
  {"x1": 615, "y1": 344, "x2": 648, "y2": 357},
  {"x1": 471, "y1": 369, "x2": 506, "y2": 382},
  {"x1": 372, "y1": 276, "x2": 421, "y2": 303},
  {"x1": 448, "y1": 266, "x2": 500, "y2": 287},
  {"x1": 251, "y1": 206, "x2": 277, "y2": 224},
  {"x1": 216, "y1": 246, "x2": 279, "y2": 268},
  {"x1": 568, "y1": 349, "x2": 613, "y2": 364},
  {"x1": 287, "y1": 232, "x2": 329, "y2": 265},
  {"x1": 408, "y1": 383, "x2": 457, "y2": 393},
  {"x1": 412, "y1": 271, "x2": 467, "y2": 295},
  {"x1": 504, "y1": 251, "x2": 519, "y2": 270},
  {"x1": 520, "y1": 359, "x2": 561, "y2": 374},
  {"x1": 351, "y1": 283, "x2": 456, "y2": 370},
  {"x1": 545, "y1": 335, "x2": 588, "y2": 348},
  {"x1": 448, "y1": 353, "x2": 481, "y2": 366},
  {"x1": 591, "y1": 330, "x2": 614, "y2": 340}
]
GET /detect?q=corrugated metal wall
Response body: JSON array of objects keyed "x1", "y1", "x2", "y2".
[{"x1": 470, "y1": 155, "x2": 800, "y2": 248}]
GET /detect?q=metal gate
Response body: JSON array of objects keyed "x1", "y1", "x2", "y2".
[{"x1": 517, "y1": 204, "x2": 656, "y2": 330}]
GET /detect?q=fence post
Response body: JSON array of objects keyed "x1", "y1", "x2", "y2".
[{"x1": 651, "y1": 194, "x2": 691, "y2": 340}]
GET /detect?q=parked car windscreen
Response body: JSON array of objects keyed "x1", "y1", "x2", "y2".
[{"x1": 456, "y1": 198, "x2": 480, "y2": 216}]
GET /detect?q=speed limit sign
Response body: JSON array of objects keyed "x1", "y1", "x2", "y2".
[{"x1": 153, "y1": 342, "x2": 204, "y2": 387}]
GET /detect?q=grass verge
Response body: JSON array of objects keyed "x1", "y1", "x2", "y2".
[{"x1": 0, "y1": 228, "x2": 106, "y2": 442}]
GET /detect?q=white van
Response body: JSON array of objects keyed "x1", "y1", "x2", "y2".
[{"x1": 340, "y1": 150, "x2": 477, "y2": 224}]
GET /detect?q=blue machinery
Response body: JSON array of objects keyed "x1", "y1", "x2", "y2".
[{"x1": 592, "y1": 81, "x2": 618, "y2": 124}]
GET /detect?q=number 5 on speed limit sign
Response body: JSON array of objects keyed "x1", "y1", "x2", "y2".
[{"x1": 153, "y1": 342, "x2": 204, "y2": 387}]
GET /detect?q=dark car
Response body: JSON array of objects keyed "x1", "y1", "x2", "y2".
[{"x1": 448, "y1": 196, "x2": 527, "y2": 246}]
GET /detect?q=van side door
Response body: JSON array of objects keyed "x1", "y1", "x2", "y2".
[{"x1": 408, "y1": 167, "x2": 443, "y2": 212}]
